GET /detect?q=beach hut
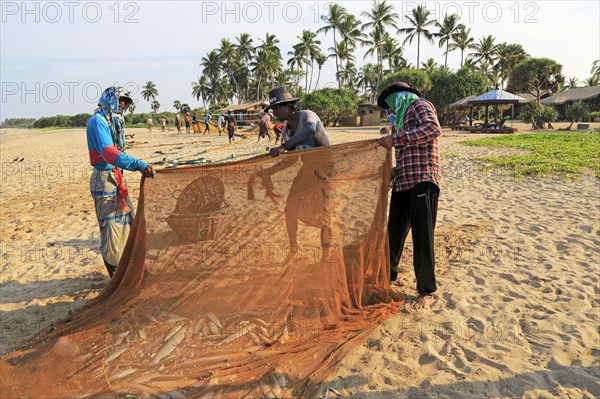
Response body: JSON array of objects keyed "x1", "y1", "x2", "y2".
[{"x1": 540, "y1": 86, "x2": 600, "y2": 117}]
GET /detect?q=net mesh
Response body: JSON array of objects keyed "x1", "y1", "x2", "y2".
[{"x1": 1, "y1": 139, "x2": 404, "y2": 398}]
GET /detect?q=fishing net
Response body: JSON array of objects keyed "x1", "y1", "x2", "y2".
[{"x1": 1, "y1": 139, "x2": 403, "y2": 398}]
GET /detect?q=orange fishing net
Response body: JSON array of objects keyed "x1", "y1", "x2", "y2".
[{"x1": 1, "y1": 139, "x2": 403, "y2": 398}]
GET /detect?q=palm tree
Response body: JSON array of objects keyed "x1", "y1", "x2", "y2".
[
  {"x1": 448, "y1": 26, "x2": 476, "y2": 68},
  {"x1": 256, "y1": 33, "x2": 282, "y2": 89},
  {"x1": 218, "y1": 38, "x2": 242, "y2": 101},
  {"x1": 357, "y1": 63, "x2": 379, "y2": 101},
  {"x1": 363, "y1": 27, "x2": 386, "y2": 88},
  {"x1": 151, "y1": 100, "x2": 160, "y2": 114},
  {"x1": 433, "y1": 14, "x2": 464, "y2": 69},
  {"x1": 293, "y1": 30, "x2": 321, "y2": 93},
  {"x1": 361, "y1": 0, "x2": 399, "y2": 83},
  {"x1": 313, "y1": 52, "x2": 327, "y2": 89},
  {"x1": 494, "y1": 43, "x2": 528, "y2": 88},
  {"x1": 421, "y1": 58, "x2": 438, "y2": 74},
  {"x1": 381, "y1": 35, "x2": 404, "y2": 73},
  {"x1": 236, "y1": 33, "x2": 255, "y2": 99},
  {"x1": 470, "y1": 35, "x2": 498, "y2": 73},
  {"x1": 591, "y1": 60, "x2": 600, "y2": 80},
  {"x1": 584, "y1": 75, "x2": 599, "y2": 87},
  {"x1": 191, "y1": 76, "x2": 210, "y2": 109},
  {"x1": 398, "y1": 4, "x2": 436, "y2": 69},
  {"x1": 317, "y1": 3, "x2": 346, "y2": 88},
  {"x1": 173, "y1": 100, "x2": 181, "y2": 113},
  {"x1": 141, "y1": 81, "x2": 158, "y2": 109},
  {"x1": 200, "y1": 50, "x2": 224, "y2": 98},
  {"x1": 564, "y1": 77, "x2": 580, "y2": 89}
]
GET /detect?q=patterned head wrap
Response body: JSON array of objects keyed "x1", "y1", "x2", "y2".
[
  {"x1": 97, "y1": 86, "x2": 133, "y2": 115},
  {"x1": 385, "y1": 91, "x2": 419, "y2": 130}
]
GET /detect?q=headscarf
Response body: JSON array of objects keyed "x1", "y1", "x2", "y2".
[
  {"x1": 96, "y1": 86, "x2": 132, "y2": 152},
  {"x1": 385, "y1": 91, "x2": 419, "y2": 130}
]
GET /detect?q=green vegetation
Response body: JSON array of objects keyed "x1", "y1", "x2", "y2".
[
  {"x1": 461, "y1": 132, "x2": 600, "y2": 178},
  {"x1": 300, "y1": 88, "x2": 358, "y2": 126}
]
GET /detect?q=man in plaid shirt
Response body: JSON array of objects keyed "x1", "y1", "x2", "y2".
[{"x1": 377, "y1": 82, "x2": 441, "y2": 308}]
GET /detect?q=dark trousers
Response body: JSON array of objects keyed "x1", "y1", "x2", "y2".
[{"x1": 388, "y1": 182, "x2": 439, "y2": 295}]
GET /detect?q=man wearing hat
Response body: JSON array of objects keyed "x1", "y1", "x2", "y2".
[
  {"x1": 262, "y1": 86, "x2": 333, "y2": 261},
  {"x1": 264, "y1": 86, "x2": 330, "y2": 156},
  {"x1": 377, "y1": 82, "x2": 441, "y2": 308},
  {"x1": 86, "y1": 86, "x2": 155, "y2": 277}
]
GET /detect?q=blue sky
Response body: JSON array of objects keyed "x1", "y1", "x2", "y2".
[{"x1": 1, "y1": 0, "x2": 599, "y2": 119}]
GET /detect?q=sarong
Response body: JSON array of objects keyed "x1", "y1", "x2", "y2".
[{"x1": 90, "y1": 169, "x2": 135, "y2": 267}]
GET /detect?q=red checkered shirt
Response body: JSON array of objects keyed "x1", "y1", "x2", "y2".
[{"x1": 391, "y1": 98, "x2": 441, "y2": 192}]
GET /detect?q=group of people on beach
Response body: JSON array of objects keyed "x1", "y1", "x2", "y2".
[{"x1": 85, "y1": 82, "x2": 442, "y2": 307}]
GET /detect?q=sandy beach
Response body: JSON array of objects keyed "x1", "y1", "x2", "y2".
[{"x1": 1, "y1": 122, "x2": 598, "y2": 398}]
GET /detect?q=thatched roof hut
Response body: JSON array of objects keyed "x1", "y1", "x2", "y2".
[
  {"x1": 449, "y1": 96, "x2": 476, "y2": 109},
  {"x1": 540, "y1": 86, "x2": 600, "y2": 106},
  {"x1": 540, "y1": 87, "x2": 600, "y2": 116}
]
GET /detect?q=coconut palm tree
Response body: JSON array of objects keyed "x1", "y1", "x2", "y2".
[
  {"x1": 591, "y1": 60, "x2": 600, "y2": 80},
  {"x1": 564, "y1": 77, "x2": 580, "y2": 89},
  {"x1": 398, "y1": 4, "x2": 436, "y2": 69},
  {"x1": 293, "y1": 30, "x2": 321, "y2": 93},
  {"x1": 448, "y1": 26, "x2": 476, "y2": 68},
  {"x1": 200, "y1": 50, "x2": 224, "y2": 96},
  {"x1": 151, "y1": 100, "x2": 160, "y2": 114},
  {"x1": 421, "y1": 58, "x2": 438, "y2": 74},
  {"x1": 361, "y1": 0, "x2": 399, "y2": 82},
  {"x1": 191, "y1": 76, "x2": 208, "y2": 109},
  {"x1": 381, "y1": 35, "x2": 404, "y2": 73},
  {"x1": 470, "y1": 35, "x2": 498, "y2": 73},
  {"x1": 363, "y1": 27, "x2": 386, "y2": 88},
  {"x1": 217, "y1": 38, "x2": 240, "y2": 98},
  {"x1": 433, "y1": 14, "x2": 464, "y2": 69},
  {"x1": 235, "y1": 33, "x2": 255, "y2": 100},
  {"x1": 584, "y1": 75, "x2": 599, "y2": 87},
  {"x1": 494, "y1": 43, "x2": 528, "y2": 88},
  {"x1": 357, "y1": 63, "x2": 379, "y2": 101},
  {"x1": 317, "y1": 3, "x2": 346, "y2": 88},
  {"x1": 173, "y1": 100, "x2": 181, "y2": 113},
  {"x1": 313, "y1": 52, "x2": 327, "y2": 89},
  {"x1": 256, "y1": 33, "x2": 282, "y2": 89},
  {"x1": 141, "y1": 81, "x2": 158, "y2": 109}
]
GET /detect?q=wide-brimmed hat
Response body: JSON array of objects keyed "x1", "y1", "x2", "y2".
[
  {"x1": 264, "y1": 87, "x2": 298, "y2": 113},
  {"x1": 377, "y1": 82, "x2": 422, "y2": 109}
]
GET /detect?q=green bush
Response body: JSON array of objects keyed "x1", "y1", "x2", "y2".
[
  {"x1": 518, "y1": 102, "x2": 558, "y2": 129},
  {"x1": 300, "y1": 88, "x2": 358, "y2": 126},
  {"x1": 566, "y1": 100, "x2": 590, "y2": 122},
  {"x1": 590, "y1": 111, "x2": 600, "y2": 119}
]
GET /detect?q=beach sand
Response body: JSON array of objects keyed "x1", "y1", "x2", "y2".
[{"x1": 1, "y1": 122, "x2": 598, "y2": 398}]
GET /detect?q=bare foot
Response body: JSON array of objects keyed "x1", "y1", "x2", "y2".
[{"x1": 412, "y1": 294, "x2": 434, "y2": 309}]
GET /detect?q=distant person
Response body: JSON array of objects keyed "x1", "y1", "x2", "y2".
[
  {"x1": 225, "y1": 110, "x2": 236, "y2": 143},
  {"x1": 184, "y1": 113, "x2": 191, "y2": 133},
  {"x1": 203, "y1": 112, "x2": 212, "y2": 135},
  {"x1": 377, "y1": 82, "x2": 441, "y2": 309},
  {"x1": 273, "y1": 123, "x2": 285, "y2": 144},
  {"x1": 217, "y1": 113, "x2": 224, "y2": 136},
  {"x1": 86, "y1": 86, "x2": 155, "y2": 277},
  {"x1": 192, "y1": 113, "x2": 198, "y2": 134},
  {"x1": 175, "y1": 113, "x2": 182, "y2": 133},
  {"x1": 388, "y1": 109, "x2": 396, "y2": 134},
  {"x1": 257, "y1": 110, "x2": 273, "y2": 142},
  {"x1": 146, "y1": 117, "x2": 153, "y2": 132},
  {"x1": 160, "y1": 116, "x2": 167, "y2": 132}
]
